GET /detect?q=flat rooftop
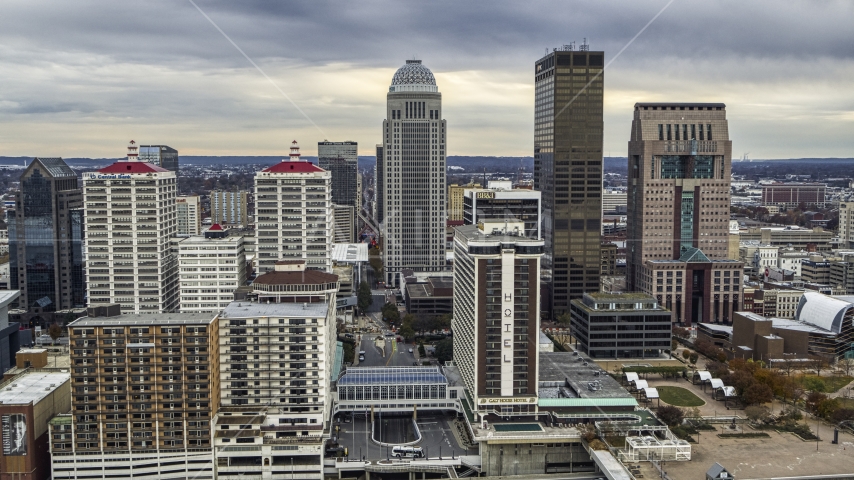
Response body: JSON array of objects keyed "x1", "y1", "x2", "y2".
[
  {"x1": 332, "y1": 243, "x2": 368, "y2": 263},
  {"x1": 0, "y1": 371, "x2": 70, "y2": 405},
  {"x1": 220, "y1": 300, "x2": 330, "y2": 319},
  {"x1": 70, "y1": 312, "x2": 216, "y2": 326},
  {"x1": 539, "y1": 352, "x2": 635, "y2": 401}
]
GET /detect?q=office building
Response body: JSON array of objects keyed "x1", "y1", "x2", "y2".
[
  {"x1": 374, "y1": 144, "x2": 384, "y2": 224},
  {"x1": 448, "y1": 182, "x2": 481, "y2": 221},
  {"x1": 738, "y1": 226, "x2": 833, "y2": 252},
  {"x1": 381, "y1": 59, "x2": 447, "y2": 287},
  {"x1": 626, "y1": 103, "x2": 744, "y2": 324},
  {"x1": 9, "y1": 158, "x2": 85, "y2": 314},
  {"x1": 176, "y1": 195, "x2": 201, "y2": 235},
  {"x1": 569, "y1": 292, "x2": 671, "y2": 359},
  {"x1": 0, "y1": 291, "x2": 23, "y2": 376},
  {"x1": 452, "y1": 221, "x2": 543, "y2": 414},
  {"x1": 761, "y1": 183, "x2": 827, "y2": 209},
  {"x1": 840, "y1": 201, "x2": 854, "y2": 249},
  {"x1": 318, "y1": 141, "x2": 359, "y2": 209},
  {"x1": 602, "y1": 189, "x2": 628, "y2": 215},
  {"x1": 534, "y1": 46, "x2": 605, "y2": 318},
  {"x1": 463, "y1": 181, "x2": 541, "y2": 239},
  {"x1": 0, "y1": 371, "x2": 71, "y2": 480},
  {"x1": 49, "y1": 309, "x2": 219, "y2": 480},
  {"x1": 83, "y1": 159, "x2": 179, "y2": 314},
  {"x1": 404, "y1": 276, "x2": 453, "y2": 316},
  {"x1": 214, "y1": 260, "x2": 337, "y2": 479},
  {"x1": 254, "y1": 141, "x2": 332, "y2": 273},
  {"x1": 178, "y1": 225, "x2": 247, "y2": 313},
  {"x1": 333, "y1": 204, "x2": 355, "y2": 243},
  {"x1": 211, "y1": 190, "x2": 249, "y2": 227},
  {"x1": 136, "y1": 143, "x2": 179, "y2": 172}
]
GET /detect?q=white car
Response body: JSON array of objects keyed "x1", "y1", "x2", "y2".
[{"x1": 408, "y1": 348, "x2": 413, "y2": 353}]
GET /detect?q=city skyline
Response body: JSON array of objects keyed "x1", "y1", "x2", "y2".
[{"x1": 1, "y1": 2, "x2": 852, "y2": 159}]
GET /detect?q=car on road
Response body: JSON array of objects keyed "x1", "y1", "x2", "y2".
[
  {"x1": 412, "y1": 362, "x2": 418, "y2": 366},
  {"x1": 408, "y1": 348, "x2": 413, "y2": 353}
]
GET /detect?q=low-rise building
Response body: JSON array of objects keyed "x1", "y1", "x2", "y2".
[
  {"x1": 404, "y1": 276, "x2": 453, "y2": 317},
  {"x1": 0, "y1": 371, "x2": 71, "y2": 480},
  {"x1": 569, "y1": 292, "x2": 671, "y2": 359}
]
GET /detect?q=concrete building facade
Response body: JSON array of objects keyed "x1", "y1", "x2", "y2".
[
  {"x1": 761, "y1": 182, "x2": 827, "y2": 209},
  {"x1": 627, "y1": 103, "x2": 743, "y2": 325},
  {"x1": 463, "y1": 182, "x2": 541, "y2": 239},
  {"x1": 50, "y1": 310, "x2": 219, "y2": 480},
  {"x1": 178, "y1": 226, "x2": 247, "y2": 313},
  {"x1": 210, "y1": 190, "x2": 249, "y2": 227},
  {"x1": 83, "y1": 160, "x2": 179, "y2": 314},
  {"x1": 448, "y1": 182, "x2": 481, "y2": 221},
  {"x1": 176, "y1": 195, "x2": 201, "y2": 236},
  {"x1": 453, "y1": 221, "x2": 544, "y2": 415},
  {"x1": 381, "y1": 60, "x2": 447, "y2": 287},
  {"x1": 254, "y1": 141, "x2": 332, "y2": 273}
]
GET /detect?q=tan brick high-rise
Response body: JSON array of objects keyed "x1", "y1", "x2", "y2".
[{"x1": 627, "y1": 103, "x2": 743, "y2": 325}]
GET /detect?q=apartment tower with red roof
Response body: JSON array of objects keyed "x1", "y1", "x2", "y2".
[
  {"x1": 82, "y1": 141, "x2": 180, "y2": 313},
  {"x1": 254, "y1": 141, "x2": 333, "y2": 273}
]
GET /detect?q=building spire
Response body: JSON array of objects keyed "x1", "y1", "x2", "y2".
[
  {"x1": 127, "y1": 140, "x2": 138, "y2": 161},
  {"x1": 288, "y1": 140, "x2": 300, "y2": 162}
]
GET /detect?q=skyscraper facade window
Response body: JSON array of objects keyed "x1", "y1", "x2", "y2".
[
  {"x1": 382, "y1": 60, "x2": 447, "y2": 287},
  {"x1": 534, "y1": 47, "x2": 605, "y2": 319},
  {"x1": 254, "y1": 141, "x2": 332, "y2": 273},
  {"x1": 210, "y1": 190, "x2": 249, "y2": 226},
  {"x1": 453, "y1": 221, "x2": 543, "y2": 414},
  {"x1": 138, "y1": 144, "x2": 179, "y2": 172},
  {"x1": 318, "y1": 141, "x2": 359, "y2": 208},
  {"x1": 9, "y1": 158, "x2": 85, "y2": 314},
  {"x1": 176, "y1": 195, "x2": 201, "y2": 235},
  {"x1": 83, "y1": 161, "x2": 179, "y2": 314},
  {"x1": 627, "y1": 103, "x2": 744, "y2": 324}
]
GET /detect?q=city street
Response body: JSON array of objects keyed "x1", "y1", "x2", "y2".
[{"x1": 356, "y1": 330, "x2": 419, "y2": 367}]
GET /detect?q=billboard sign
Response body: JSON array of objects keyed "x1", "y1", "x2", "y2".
[{"x1": 2, "y1": 414, "x2": 27, "y2": 455}]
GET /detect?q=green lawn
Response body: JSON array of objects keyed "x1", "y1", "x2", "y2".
[
  {"x1": 657, "y1": 386, "x2": 706, "y2": 407},
  {"x1": 796, "y1": 375, "x2": 854, "y2": 393}
]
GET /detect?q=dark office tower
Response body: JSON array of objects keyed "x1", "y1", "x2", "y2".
[
  {"x1": 138, "y1": 144, "x2": 179, "y2": 172},
  {"x1": 375, "y1": 144, "x2": 384, "y2": 224},
  {"x1": 318, "y1": 141, "x2": 359, "y2": 208},
  {"x1": 534, "y1": 46, "x2": 604, "y2": 318},
  {"x1": 627, "y1": 103, "x2": 743, "y2": 325},
  {"x1": 9, "y1": 158, "x2": 85, "y2": 313}
]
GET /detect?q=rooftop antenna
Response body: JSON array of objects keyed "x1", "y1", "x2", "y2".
[{"x1": 580, "y1": 38, "x2": 589, "y2": 51}]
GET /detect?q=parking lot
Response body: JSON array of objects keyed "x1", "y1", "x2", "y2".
[{"x1": 335, "y1": 413, "x2": 471, "y2": 461}]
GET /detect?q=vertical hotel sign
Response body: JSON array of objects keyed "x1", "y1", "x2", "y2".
[{"x1": 2, "y1": 414, "x2": 27, "y2": 455}]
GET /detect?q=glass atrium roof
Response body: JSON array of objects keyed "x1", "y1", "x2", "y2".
[{"x1": 338, "y1": 367, "x2": 448, "y2": 386}]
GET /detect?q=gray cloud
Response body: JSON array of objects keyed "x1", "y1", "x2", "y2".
[{"x1": 0, "y1": 1, "x2": 852, "y2": 158}]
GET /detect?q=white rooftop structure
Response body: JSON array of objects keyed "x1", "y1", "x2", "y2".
[
  {"x1": 331, "y1": 243, "x2": 369, "y2": 263},
  {"x1": 695, "y1": 371, "x2": 713, "y2": 382},
  {"x1": 643, "y1": 387, "x2": 659, "y2": 399},
  {"x1": 709, "y1": 378, "x2": 725, "y2": 389},
  {"x1": 625, "y1": 372, "x2": 639, "y2": 383},
  {"x1": 633, "y1": 379, "x2": 649, "y2": 390},
  {"x1": 0, "y1": 371, "x2": 70, "y2": 405},
  {"x1": 796, "y1": 291, "x2": 853, "y2": 334}
]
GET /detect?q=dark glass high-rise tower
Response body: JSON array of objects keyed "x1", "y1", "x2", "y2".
[
  {"x1": 318, "y1": 141, "x2": 359, "y2": 207},
  {"x1": 9, "y1": 158, "x2": 85, "y2": 313},
  {"x1": 534, "y1": 46, "x2": 604, "y2": 319}
]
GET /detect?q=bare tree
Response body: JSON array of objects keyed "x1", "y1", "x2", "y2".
[{"x1": 837, "y1": 357, "x2": 854, "y2": 377}]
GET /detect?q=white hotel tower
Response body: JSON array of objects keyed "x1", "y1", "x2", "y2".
[
  {"x1": 83, "y1": 141, "x2": 179, "y2": 313},
  {"x1": 381, "y1": 60, "x2": 447, "y2": 286},
  {"x1": 254, "y1": 141, "x2": 333, "y2": 273}
]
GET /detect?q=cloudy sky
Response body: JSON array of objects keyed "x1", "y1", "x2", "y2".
[{"x1": 1, "y1": 1, "x2": 852, "y2": 159}]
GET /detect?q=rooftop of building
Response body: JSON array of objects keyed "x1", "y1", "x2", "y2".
[
  {"x1": 0, "y1": 371, "x2": 70, "y2": 405},
  {"x1": 261, "y1": 160, "x2": 325, "y2": 174},
  {"x1": 338, "y1": 366, "x2": 447, "y2": 386},
  {"x1": 454, "y1": 222, "x2": 543, "y2": 245},
  {"x1": 219, "y1": 300, "x2": 330, "y2": 319},
  {"x1": 390, "y1": 59, "x2": 436, "y2": 87},
  {"x1": 70, "y1": 312, "x2": 216, "y2": 326},
  {"x1": 538, "y1": 352, "x2": 636, "y2": 403},
  {"x1": 796, "y1": 291, "x2": 853, "y2": 334},
  {"x1": 331, "y1": 243, "x2": 369, "y2": 263},
  {"x1": 573, "y1": 292, "x2": 665, "y2": 314},
  {"x1": 178, "y1": 234, "x2": 243, "y2": 245},
  {"x1": 0, "y1": 290, "x2": 21, "y2": 308},
  {"x1": 634, "y1": 102, "x2": 726, "y2": 109},
  {"x1": 252, "y1": 268, "x2": 338, "y2": 286},
  {"x1": 32, "y1": 157, "x2": 76, "y2": 178},
  {"x1": 96, "y1": 161, "x2": 170, "y2": 174}
]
